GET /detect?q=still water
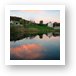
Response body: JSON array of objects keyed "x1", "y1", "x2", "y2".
[{"x1": 10, "y1": 32, "x2": 60, "y2": 60}]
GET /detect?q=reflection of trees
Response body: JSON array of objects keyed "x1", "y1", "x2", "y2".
[
  {"x1": 52, "y1": 32, "x2": 60, "y2": 37},
  {"x1": 39, "y1": 34, "x2": 43, "y2": 39},
  {"x1": 24, "y1": 32, "x2": 60, "y2": 39},
  {"x1": 11, "y1": 32, "x2": 60, "y2": 41},
  {"x1": 28, "y1": 36, "x2": 36, "y2": 39}
]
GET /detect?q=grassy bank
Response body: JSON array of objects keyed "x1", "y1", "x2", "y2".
[{"x1": 10, "y1": 24, "x2": 60, "y2": 41}]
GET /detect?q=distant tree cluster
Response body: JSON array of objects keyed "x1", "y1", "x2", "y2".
[
  {"x1": 53, "y1": 22, "x2": 60, "y2": 27},
  {"x1": 40, "y1": 20, "x2": 43, "y2": 24}
]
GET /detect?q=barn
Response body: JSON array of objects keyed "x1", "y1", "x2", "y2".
[{"x1": 48, "y1": 22, "x2": 53, "y2": 28}]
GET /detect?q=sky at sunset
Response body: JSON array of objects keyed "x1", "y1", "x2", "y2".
[{"x1": 10, "y1": 10, "x2": 60, "y2": 24}]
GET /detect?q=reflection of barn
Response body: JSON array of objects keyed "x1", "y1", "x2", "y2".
[
  {"x1": 47, "y1": 33, "x2": 52, "y2": 38},
  {"x1": 48, "y1": 22, "x2": 53, "y2": 27},
  {"x1": 53, "y1": 22, "x2": 60, "y2": 29}
]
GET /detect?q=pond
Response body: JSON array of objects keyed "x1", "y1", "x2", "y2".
[{"x1": 10, "y1": 32, "x2": 60, "y2": 60}]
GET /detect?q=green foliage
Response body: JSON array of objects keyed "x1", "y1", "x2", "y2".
[
  {"x1": 10, "y1": 16, "x2": 60, "y2": 41},
  {"x1": 10, "y1": 25, "x2": 60, "y2": 41}
]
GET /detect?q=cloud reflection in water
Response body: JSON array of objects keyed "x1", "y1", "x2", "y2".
[{"x1": 10, "y1": 44, "x2": 45, "y2": 60}]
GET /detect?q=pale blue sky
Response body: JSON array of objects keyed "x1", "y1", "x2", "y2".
[{"x1": 10, "y1": 10, "x2": 60, "y2": 24}]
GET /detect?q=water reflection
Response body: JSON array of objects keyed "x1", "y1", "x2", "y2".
[
  {"x1": 11, "y1": 32, "x2": 60, "y2": 41},
  {"x1": 53, "y1": 32, "x2": 60, "y2": 37},
  {"x1": 11, "y1": 44, "x2": 45, "y2": 60},
  {"x1": 10, "y1": 32, "x2": 60, "y2": 60},
  {"x1": 27, "y1": 32, "x2": 60, "y2": 39}
]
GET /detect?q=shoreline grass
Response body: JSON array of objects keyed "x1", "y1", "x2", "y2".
[{"x1": 10, "y1": 25, "x2": 60, "y2": 41}]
